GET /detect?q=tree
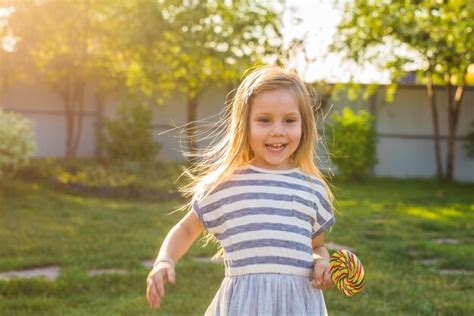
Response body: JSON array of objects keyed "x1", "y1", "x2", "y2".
[
  {"x1": 4, "y1": 0, "x2": 285, "y2": 161},
  {"x1": 5, "y1": 0, "x2": 118, "y2": 159},
  {"x1": 114, "y1": 0, "x2": 284, "y2": 156},
  {"x1": 331, "y1": 0, "x2": 474, "y2": 181},
  {"x1": 0, "y1": 5, "x2": 23, "y2": 101}
]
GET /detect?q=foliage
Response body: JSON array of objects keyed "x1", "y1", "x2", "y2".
[
  {"x1": 331, "y1": 0, "x2": 474, "y2": 100},
  {"x1": 102, "y1": 101, "x2": 161, "y2": 163},
  {"x1": 54, "y1": 164, "x2": 135, "y2": 188},
  {"x1": 464, "y1": 121, "x2": 474, "y2": 158},
  {"x1": 0, "y1": 108, "x2": 35, "y2": 178},
  {"x1": 4, "y1": 0, "x2": 285, "y2": 158},
  {"x1": 0, "y1": 6, "x2": 19, "y2": 97},
  {"x1": 110, "y1": 0, "x2": 284, "y2": 103},
  {"x1": 17, "y1": 157, "x2": 132, "y2": 187},
  {"x1": 327, "y1": 107, "x2": 377, "y2": 181},
  {"x1": 19, "y1": 157, "x2": 183, "y2": 196},
  {"x1": 5, "y1": 0, "x2": 120, "y2": 159},
  {"x1": 331, "y1": 0, "x2": 473, "y2": 180}
]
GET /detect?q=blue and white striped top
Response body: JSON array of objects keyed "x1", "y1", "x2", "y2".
[{"x1": 192, "y1": 163, "x2": 335, "y2": 277}]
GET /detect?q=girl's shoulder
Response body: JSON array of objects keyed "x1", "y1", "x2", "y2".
[{"x1": 297, "y1": 170, "x2": 325, "y2": 186}]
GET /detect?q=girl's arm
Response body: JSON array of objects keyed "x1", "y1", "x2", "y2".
[
  {"x1": 312, "y1": 233, "x2": 330, "y2": 261},
  {"x1": 146, "y1": 210, "x2": 204, "y2": 309},
  {"x1": 155, "y1": 209, "x2": 204, "y2": 265},
  {"x1": 311, "y1": 233, "x2": 333, "y2": 289}
]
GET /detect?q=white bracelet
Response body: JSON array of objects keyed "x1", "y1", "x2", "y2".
[{"x1": 153, "y1": 257, "x2": 175, "y2": 268}]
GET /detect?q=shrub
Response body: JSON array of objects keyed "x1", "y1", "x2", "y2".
[
  {"x1": 20, "y1": 157, "x2": 185, "y2": 192},
  {"x1": 326, "y1": 106, "x2": 378, "y2": 181},
  {"x1": 0, "y1": 108, "x2": 36, "y2": 178},
  {"x1": 19, "y1": 157, "x2": 135, "y2": 187},
  {"x1": 17, "y1": 158, "x2": 185, "y2": 200},
  {"x1": 53, "y1": 164, "x2": 135, "y2": 187},
  {"x1": 101, "y1": 101, "x2": 161, "y2": 163}
]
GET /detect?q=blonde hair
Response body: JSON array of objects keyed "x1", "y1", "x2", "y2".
[{"x1": 175, "y1": 65, "x2": 335, "y2": 259}]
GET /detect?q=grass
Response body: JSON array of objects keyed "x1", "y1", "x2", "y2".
[{"x1": 0, "y1": 174, "x2": 473, "y2": 315}]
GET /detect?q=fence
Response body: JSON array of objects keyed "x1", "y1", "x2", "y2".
[{"x1": 2, "y1": 82, "x2": 473, "y2": 182}]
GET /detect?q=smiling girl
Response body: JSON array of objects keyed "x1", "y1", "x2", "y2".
[{"x1": 146, "y1": 66, "x2": 336, "y2": 315}]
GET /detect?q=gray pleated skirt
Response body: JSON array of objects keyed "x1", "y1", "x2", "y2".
[{"x1": 204, "y1": 273, "x2": 328, "y2": 316}]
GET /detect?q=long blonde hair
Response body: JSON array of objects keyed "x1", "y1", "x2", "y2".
[{"x1": 175, "y1": 65, "x2": 335, "y2": 258}]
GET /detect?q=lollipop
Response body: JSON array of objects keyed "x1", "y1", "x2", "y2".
[{"x1": 329, "y1": 249, "x2": 365, "y2": 297}]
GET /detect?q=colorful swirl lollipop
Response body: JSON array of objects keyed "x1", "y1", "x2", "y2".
[{"x1": 329, "y1": 250, "x2": 365, "y2": 297}]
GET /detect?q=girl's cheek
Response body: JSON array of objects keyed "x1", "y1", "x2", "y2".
[{"x1": 253, "y1": 126, "x2": 269, "y2": 134}]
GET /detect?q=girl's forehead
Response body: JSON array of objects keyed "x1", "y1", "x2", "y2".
[{"x1": 250, "y1": 89, "x2": 300, "y2": 114}]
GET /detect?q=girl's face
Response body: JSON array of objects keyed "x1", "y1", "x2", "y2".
[{"x1": 248, "y1": 88, "x2": 302, "y2": 170}]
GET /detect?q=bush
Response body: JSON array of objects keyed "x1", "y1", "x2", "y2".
[
  {"x1": 18, "y1": 157, "x2": 135, "y2": 187},
  {"x1": 17, "y1": 158, "x2": 185, "y2": 200},
  {"x1": 0, "y1": 108, "x2": 36, "y2": 178},
  {"x1": 19, "y1": 157, "x2": 185, "y2": 192},
  {"x1": 101, "y1": 100, "x2": 161, "y2": 163},
  {"x1": 327, "y1": 106, "x2": 378, "y2": 181},
  {"x1": 464, "y1": 121, "x2": 474, "y2": 159}
]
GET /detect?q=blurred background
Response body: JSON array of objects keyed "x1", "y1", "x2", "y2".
[{"x1": 0, "y1": 1, "x2": 473, "y2": 315}]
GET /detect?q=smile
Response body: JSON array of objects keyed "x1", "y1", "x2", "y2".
[{"x1": 265, "y1": 143, "x2": 287, "y2": 152}]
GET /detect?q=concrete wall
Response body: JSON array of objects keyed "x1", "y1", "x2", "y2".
[
  {"x1": 373, "y1": 86, "x2": 474, "y2": 182},
  {"x1": 152, "y1": 86, "x2": 230, "y2": 162},
  {"x1": 2, "y1": 82, "x2": 99, "y2": 157},
  {"x1": 2, "y1": 81, "x2": 474, "y2": 182}
]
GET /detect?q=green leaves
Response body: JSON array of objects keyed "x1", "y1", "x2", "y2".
[
  {"x1": 5, "y1": 0, "x2": 284, "y2": 105},
  {"x1": 0, "y1": 109, "x2": 36, "y2": 178},
  {"x1": 326, "y1": 107, "x2": 378, "y2": 181},
  {"x1": 113, "y1": 0, "x2": 284, "y2": 102},
  {"x1": 102, "y1": 100, "x2": 161, "y2": 163},
  {"x1": 333, "y1": 0, "x2": 474, "y2": 86}
]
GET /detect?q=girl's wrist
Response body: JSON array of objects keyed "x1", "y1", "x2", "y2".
[
  {"x1": 313, "y1": 246, "x2": 329, "y2": 260},
  {"x1": 313, "y1": 252, "x2": 329, "y2": 264},
  {"x1": 153, "y1": 257, "x2": 175, "y2": 269},
  {"x1": 313, "y1": 253, "x2": 323, "y2": 261},
  {"x1": 313, "y1": 257, "x2": 329, "y2": 266}
]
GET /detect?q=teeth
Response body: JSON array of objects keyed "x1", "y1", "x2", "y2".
[{"x1": 266, "y1": 144, "x2": 285, "y2": 151}]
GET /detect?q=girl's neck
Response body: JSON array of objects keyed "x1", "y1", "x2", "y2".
[{"x1": 244, "y1": 161, "x2": 299, "y2": 174}]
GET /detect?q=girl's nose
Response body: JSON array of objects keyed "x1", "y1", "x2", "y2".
[{"x1": 270, "y1": 124, "x2": 285, "y2": 136}]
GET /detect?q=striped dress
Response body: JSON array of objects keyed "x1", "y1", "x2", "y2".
[{"x1": 192, "y1": 163, "x2": 336, "y2": 315}]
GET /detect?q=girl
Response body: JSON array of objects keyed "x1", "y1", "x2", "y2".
[{"x1": 146, "y1": 66, "x2": 336, "y2": 315}]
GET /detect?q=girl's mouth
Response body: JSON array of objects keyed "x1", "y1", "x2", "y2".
[{"x1": 265, "y1": 143, "x2": 287, "y2": 152}]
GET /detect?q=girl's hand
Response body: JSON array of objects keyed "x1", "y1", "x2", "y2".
[
  {"x1": 146, "y1": 261, "x2": 176, "y2": 309},
  {"x1": 312, "y1": 259, "x2": 333, "y2": 290}
]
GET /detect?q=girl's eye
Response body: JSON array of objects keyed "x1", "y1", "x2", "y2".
[
  {"x1": 286, "y1": 119, "x2": 296, "y2": 123},
  {"x1": 258, "y1": 118, "x2": 269, "y2": 123}
]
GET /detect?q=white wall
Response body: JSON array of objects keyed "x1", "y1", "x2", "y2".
[
  {"x1": 2, "y1": 81, "x2": 473, "y2": 182},
  {"x1": 2, "y1": 82, "x2": 98, "y2": 157},
  {"x1": 373, "y1": 86, "x2": 474, "y2": 182}
]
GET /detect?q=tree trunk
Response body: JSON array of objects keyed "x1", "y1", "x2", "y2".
[
  {"x1": 64, "y1": 74, "x2": 75, "y2": 161},
  {"x1": 95, "y1": 92, "x2": 105, "y2": 159},
  {"x1": 70, "y1": 0, "x2": 89, "y2": 160},
  {"x1": 186, "y1": 95, "x2": 199, "y2": 161},
  {"x1": 72, "y1": 82, "x2": 85, "y2": 158},
  {"x1": 426, "y1": 75, "x2": 443, "y2": 178},
  {"x1": 368, "y1": 90, "x2": 377, "y2": 177},
  {"x1": 444, "y1": 74, "x2": 465, "y2": 181},
  {"x1": 63, "y1": 77, "x2": 87, "y2": 161}
]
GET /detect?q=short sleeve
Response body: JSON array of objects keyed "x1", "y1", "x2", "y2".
[
  {"x1": 192, "y1": 194, "x2": 208, "y2": 230},
  {"x1": 312, "y1": 186, "x2": 336, "y2": 238}
]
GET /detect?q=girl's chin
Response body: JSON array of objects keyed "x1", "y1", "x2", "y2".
[{"x1": 259, "y1": 158, "x2": 292, "y2": 168}]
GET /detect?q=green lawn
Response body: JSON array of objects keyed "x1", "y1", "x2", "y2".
[{"x1": 0, "y1": 176, "x2": 473, "y2": 315}]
